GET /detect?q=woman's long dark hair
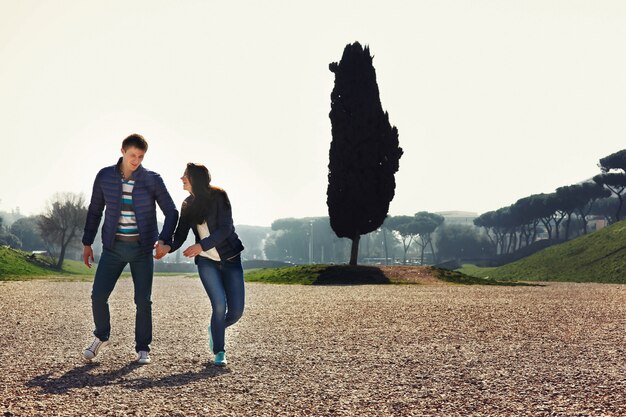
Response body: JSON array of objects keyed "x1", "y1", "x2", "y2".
[{"x1": 182, "y1": 163, "x2": 212, "y2": 225}]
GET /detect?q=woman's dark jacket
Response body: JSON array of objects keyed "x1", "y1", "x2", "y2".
[
  {"x1": 82, "y1": 158, "x2": 179, "y2": 254},
  {"x1": 170, "y1": 188, "x2": 244, "y2": 262}
]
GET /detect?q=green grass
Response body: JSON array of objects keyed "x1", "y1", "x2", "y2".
[
  {"x1": 245, "y1": 265, "x2": 328, "y2": 285},
  {"x1": 429, "y1": 267, "x2": 536, "y2": 286},
  {"x1": 457, "y1": 264, "x2": 497, "y2": 279},
  {"x1": 0, "y1": 247, "x2": 92, "y2": 281},
  {"x1": 0, "y1": 247, "x2": 53, "y2": 278},
  {"x1": 246, "y1": 264, "x2": 394, "y2": 285},
  {"x1": 59, "y1": 259, "x2": 92, "y2": 275},
  {"x1": 153, "y1": 272, "x2": 197, "y2": 278},
  {"x1": 458, "y1": 219, "x2": 626, "y2": 283},
  {"x1": 245, "y1": 264, "x2": 524, "y2": 286},
  {"x1": 0, "y1": 246, "x2": 211, "y2": 281}
]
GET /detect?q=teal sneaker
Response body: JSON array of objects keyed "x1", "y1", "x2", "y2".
[
  {"x1": 214, "y1": 351, "x2": 227, "y2": 366},
  {"x1": 208, "y1": 325, "x2": 213, "y2": 352}
]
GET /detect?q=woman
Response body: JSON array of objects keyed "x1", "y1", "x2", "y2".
[{"x1": 161, "y1": 163, "x2": 245, "y2": 366}]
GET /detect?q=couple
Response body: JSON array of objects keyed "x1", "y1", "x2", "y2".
[{"x1": 81, "y1": 134, "x2": 244, "y2": 367}]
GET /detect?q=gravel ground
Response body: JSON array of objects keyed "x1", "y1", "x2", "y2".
[{"x1": 1, "y1": 276, "x2": 625, "y2": 416}]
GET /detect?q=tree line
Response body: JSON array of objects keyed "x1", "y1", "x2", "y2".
[
  {"x1": 258, "y1": 213, "x2": 493, "y2": 266},
  {"x1": 5, "y1": 146, "x2": 625, "y2": 269},
  {"x1": 473, "y1": 149, "x2": 626, "y2": 255}
]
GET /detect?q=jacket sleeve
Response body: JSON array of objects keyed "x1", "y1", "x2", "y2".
[
  {"x1": 82, "y1": 171, "x2": 105, "y2": 246},
  {"x1": 154, "y1": 174, "x2": 179, "y2": 246},
  {"x1": 169, "y1": 201, "x2": 191, "y2": 253},
  {"x1": 199, "y1": 191, "x2": 234, "y2": 251}
]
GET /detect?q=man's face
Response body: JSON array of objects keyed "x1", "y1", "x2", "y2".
[{"x1": 121, "y1": 146, "x2": 146, "y2": 172}]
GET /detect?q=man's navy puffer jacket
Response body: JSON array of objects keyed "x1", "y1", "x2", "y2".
[{"x1": 82, "y1": 158, "x2": 179, "y2": 254}]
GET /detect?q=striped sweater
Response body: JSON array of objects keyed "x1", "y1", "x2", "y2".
[{"x1": 116, "y1": 179, "x2": 140, "y2": 241}]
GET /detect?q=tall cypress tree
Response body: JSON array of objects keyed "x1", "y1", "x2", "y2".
[{"x1": 327, "y1": 42, "x2": 403, "y2": 265}]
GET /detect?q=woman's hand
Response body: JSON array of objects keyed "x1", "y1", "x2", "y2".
[
  {"x1": 154, "y1": 241, "x2": 171, "y2": 259},
  {"x1": 183, "y1": 243, "x2": 203, "y2": 258}
]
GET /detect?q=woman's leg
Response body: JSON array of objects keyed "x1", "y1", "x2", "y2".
[
  {"x1": 222, "y1": 255, "x2": 245, "y2": 328},
  {"x1": 197, "y1": 258, "x2": 227, "y2": 354}
]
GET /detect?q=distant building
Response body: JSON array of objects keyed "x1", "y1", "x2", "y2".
[{"x1": 587, "y1": 216, "x2": 609, "y2": 232}]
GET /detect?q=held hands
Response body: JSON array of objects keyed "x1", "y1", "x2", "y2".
[
  {"x1": 153, "y1": 241, "x2": 202, "y2": 259},
  {"x1": 154, "y1": 240, "x2": 171, "y2": 260},
  {"x1": 83, "y1": 245, "x2": 94, "y2": 268},
  {"x1": 183, "y1": 243, "x2": 203, "y2": 258}
]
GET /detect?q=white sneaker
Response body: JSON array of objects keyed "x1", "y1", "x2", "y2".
[
  {"x1": 83, "y1": 337, "x2": 109, "y2": 362},
  {"x1": 137, "y1": 350, "x2": 151, "y2": 364}
]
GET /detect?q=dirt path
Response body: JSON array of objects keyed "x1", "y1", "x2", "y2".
[{"x1": 1, "y1": 277, "x2": 625, "y2": 416}]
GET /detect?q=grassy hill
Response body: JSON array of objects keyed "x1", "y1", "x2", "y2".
[
  {"x1": 0, "y1": 247, "x2": 90, "y2": 280},
  {"x1": 459, "y1": 219, "x2": 626, "y2": 283}
]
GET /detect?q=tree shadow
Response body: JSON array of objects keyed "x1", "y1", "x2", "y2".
[
  {"x1": 27, "y1": 361, "x2": 230, "y2": 394},
  {"x1": 312, "y1": 265, "x2": 390, "y2": 285}
]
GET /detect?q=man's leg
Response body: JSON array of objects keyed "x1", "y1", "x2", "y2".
[
  {"x1": 129, "y1": 244, "x2": 154, "y2": 353},
  {"x1": 91, "y1": 244, "x2": 127, "y2": 342}
]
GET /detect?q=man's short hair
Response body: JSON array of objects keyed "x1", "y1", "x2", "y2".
[{"x1": 122, "y1": 134, "x2": 148, "y2": 151}]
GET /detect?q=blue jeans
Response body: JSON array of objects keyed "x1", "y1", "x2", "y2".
[
  {"x1": 91, "y1": 240, "x2": 154, "y2": 352},
  {"x1": 197, "y1": 255, "x2": 245, "y2": 354}
]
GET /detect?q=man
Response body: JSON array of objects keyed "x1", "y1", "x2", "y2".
[{"x1": 81, "y1": 134, "x2": 178, "y2": 364}]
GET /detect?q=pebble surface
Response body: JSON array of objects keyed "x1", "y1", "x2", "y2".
[{"x1": 1, "y1": 276, "x2": 625, "y2": 416}]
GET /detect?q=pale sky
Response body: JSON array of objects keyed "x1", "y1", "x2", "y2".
[{"x1": 2, "y1": 1, "x2": 626, "y2": 227}]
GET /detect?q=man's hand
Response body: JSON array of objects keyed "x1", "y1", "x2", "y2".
[
  {"x1": 183, "y1": 243, "x2": 203, "y2": 258},
  {"x1": 83, "y1": 245, "x2": 94, "y2": 268},
  {"x1": 154, "y1": 240, "x2": 170, "y2": 260}
]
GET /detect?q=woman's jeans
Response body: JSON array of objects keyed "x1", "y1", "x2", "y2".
[
  {"x1": 91, "y1": 241, "x2": 154, "y2": 352},
  {"x1": 197, "y1": 255, "x2": 245, "y2": 354}
]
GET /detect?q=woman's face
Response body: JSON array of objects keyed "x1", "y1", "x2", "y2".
[{"x1": 181, "y1": 171, "x2": 193, "y2": 194}]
